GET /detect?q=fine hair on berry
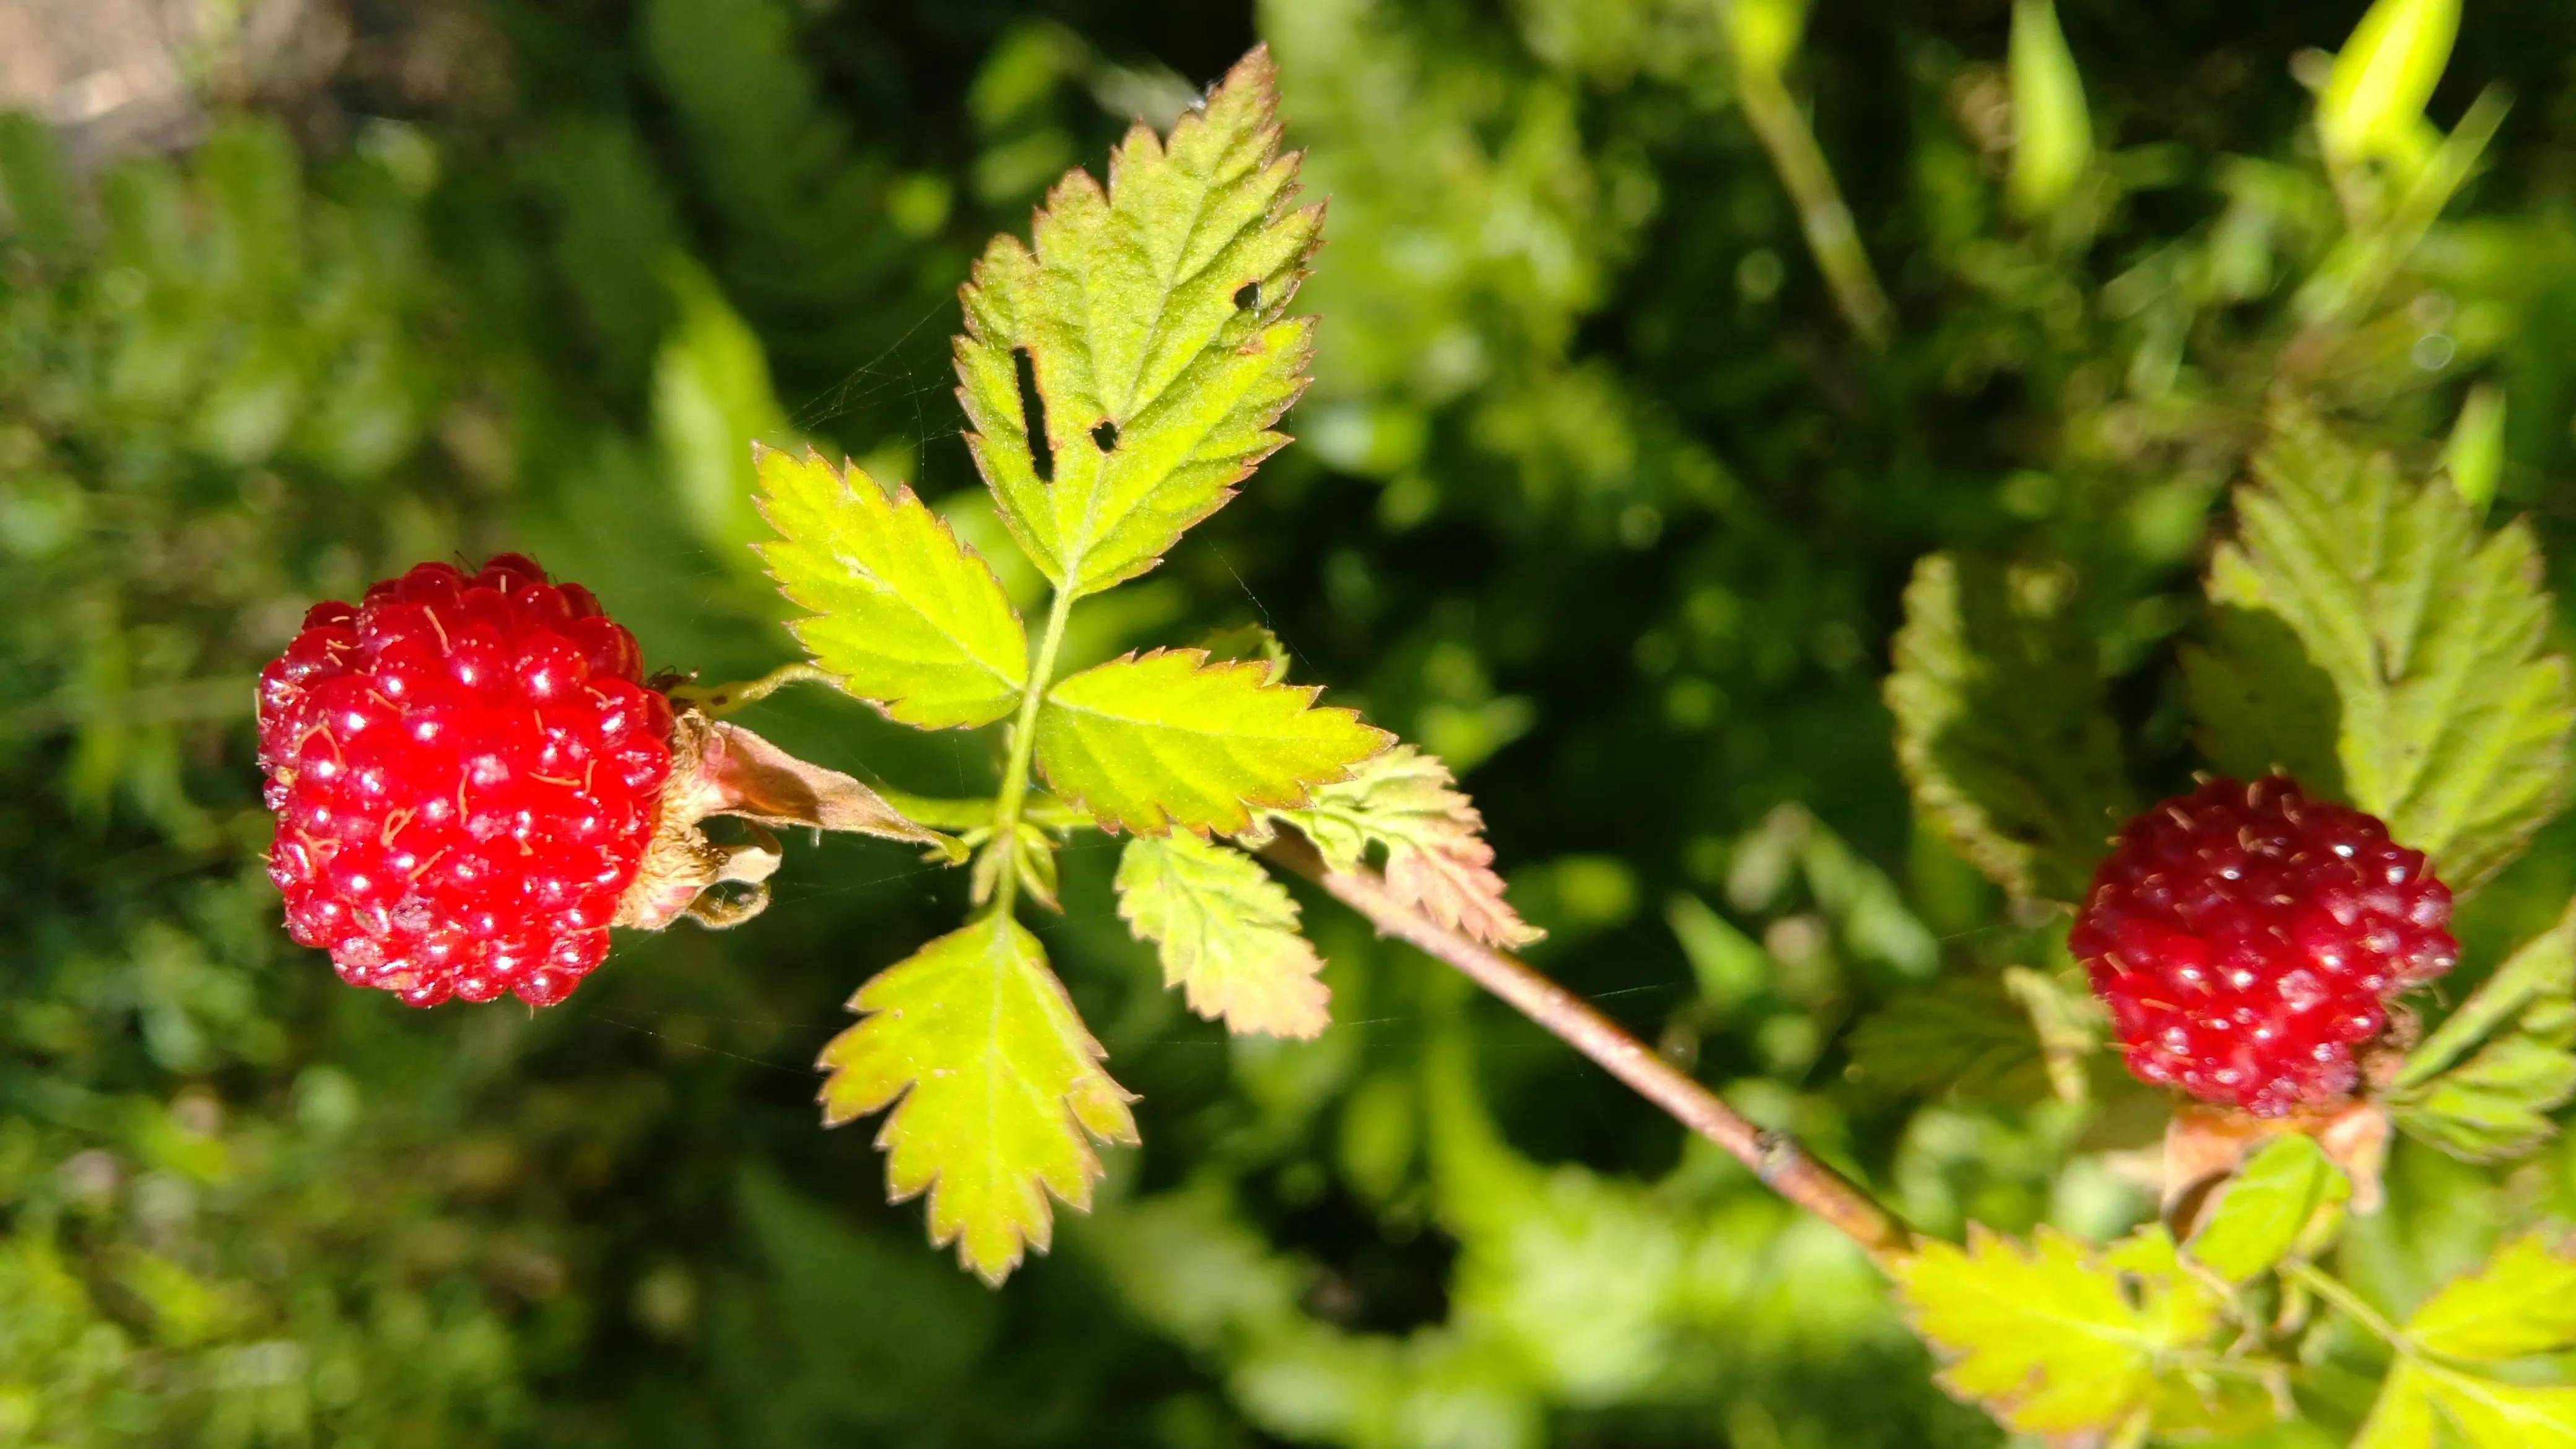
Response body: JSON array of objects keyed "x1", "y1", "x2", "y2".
[
  {"x1": 2071, "y1": 775, "x2": 2456, "y2": 1118},
  {"x1": 257, "y1": 555, "x2": 675, "y2": 1007}
]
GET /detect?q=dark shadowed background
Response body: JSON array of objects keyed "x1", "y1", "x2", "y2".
[{"x1": 7, "y1": 1, "x2": 2576, "y2": 1445}]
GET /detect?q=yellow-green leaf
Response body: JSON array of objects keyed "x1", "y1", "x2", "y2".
[
  {"x1": 1115, "y1": 832, "x2": 1328, "y2": 1039},
  {"x1": 755, "y1": 445, "x2": 1027, "y2": 728},
  {"x1": 2407, "y1": 1232, "x2": 2576, "y2": 1361},
  {"x1": 2355, "y1": 1364, "x2": 2450, "y2": 1449},
  {"x1": 1887, "y1": 553, "x2": 2134, "y2": 903},
  {"x1": 2007, "y1": 0, "x2": 2094, "y2": 218},
  {"x1": 2185, "y1": 400, "x2": 2576, "y2": 892},
  {"x1": 1889, "y1": 1225, "x2": 2221, "y2": 1437},
  {"x1": 2319, "y1": 0, "x2": 2460, "y2": 168},
  {"x1": 954, "y1": 46, "x2": 1321, "y2": 598},
  {"x1": 1034, "y1": 648, "x2": 1388, "y2": 836},
  {"x1": 2444, "y1": 383, "x2": 2507, "y2": 517},
  {"x1": 1254, "y1": 744, "x2": 1541, "y2": 949},
  {"x1": 2187, "y1": 1133, "x2": 2349, "y2": 1282},
  {"x1": 816, "y1": 915, "x2": 1138, "y2": 1285},
  {"x1": 2421, "y1": 1364, "x2": 2576, "y2": 1447}
]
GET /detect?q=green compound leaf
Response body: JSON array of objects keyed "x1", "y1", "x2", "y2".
[
  {"x1": 1887, "y1": 552, "x2": 2134, "y2": 903},
  {"x1": 1034, "y1": 648, "x2": 1388, "y2": 837},
  {"x1": 2185, "y1": 399, "x2": 2576, "y2": 894},
  {"x1": 754, "y1": 445, "x2": 1028, "y2": 728},
  {"x1": 1251, "y1": 743, "x2": 1543, "y2": 949},
  {"x1": 2407, "y1": 1232, "x2": 2576, "y2": 1362},
  {"x1": 816, "y1": 915, "x2": 1138, "y2": 1286},
  {"x1": 1115, "y1": 832, "x2": 1328, "y2": 1039},
  {"x1": 2185, "y1": 1133, "x2": 2349, "y2": 1282},
  {"x1": 954, "y1": 46, "x2": 1321, "y2": 599},
  {"x1": 2393, "y1": 897, "x2": 2576, "y2": 1162},
  {"x1": 1889, "y1": 1225, "x2": 2224, "y2": 1438}
]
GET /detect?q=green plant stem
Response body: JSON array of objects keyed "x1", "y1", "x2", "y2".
[
  {"x1": 1736, "y1": 66, "x2": 1892, "y2": 350},
  {"x1": 1261, "y1": 832, "x2": 1914, "y2": 1256},
  {"x1": 986, "y1": 586, "x2": 1076, "y2": 915},
  {"x1": 2282, "y1": 1261, "x2": 2415, "y2": 1357}
]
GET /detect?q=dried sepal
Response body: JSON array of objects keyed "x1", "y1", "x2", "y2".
[{"x1": 618, "y1": 707, "x2": 952, "y2": 931}]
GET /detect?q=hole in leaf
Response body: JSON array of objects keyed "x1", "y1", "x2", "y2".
[
  {"x1": 1012, "y1": 346, "x2": 1054, "y2": 482},
  {"x1": 1233, "y1": 281, "x2": 1260, "y2": 311},
  {"x1": 1090, "y1": 420, "x2": 1118, "y2": 452}
]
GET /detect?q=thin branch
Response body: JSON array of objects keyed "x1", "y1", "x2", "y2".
[
  {"x1": 1262, "y1": 833, "x2": 1913, "y2": 1256},
  {"x1": 1735, "y1": 67, "x2": 1892, "y2": 350},
  {"x1": 2282, "y1": 1261, "x2": 2418, "y2": 1359}
]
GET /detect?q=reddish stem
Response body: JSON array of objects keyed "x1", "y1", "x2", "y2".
[{"x1": 1263, "y1": 833, "x2": 1913, "y2": 1256}]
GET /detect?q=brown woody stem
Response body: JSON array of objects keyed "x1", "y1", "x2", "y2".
[{"x1": 1263, "y1": 832, "x2": 1913, "y2": 1256}]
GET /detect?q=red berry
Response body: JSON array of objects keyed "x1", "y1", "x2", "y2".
[
  {"x1": 2071, "y1": 776, "x2": 2456, "y2": 1117},
  {"x1": 257, "y1": 555, "x2": 674, "y2": 1007}
]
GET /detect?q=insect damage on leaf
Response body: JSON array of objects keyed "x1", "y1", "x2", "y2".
[
  {"x1": 754, "y1": 444, "x2": 1028, "y2": 729},
  {"x1": 1116, "y1": 831, "x2": 1329, "y2": 1038},
  {"x1": 951, "y1": 45, "x2": 1323, "y2": 598},
  {"x1": 1033, "y1": 648, "x2": 1389, "y2": 837},
  {"x1": 1248, "y1": 744, "x2": 1542, "y2": 949},
  {"x1": 816, "y1": 914, "x2": 1138, "y2": 1285}
]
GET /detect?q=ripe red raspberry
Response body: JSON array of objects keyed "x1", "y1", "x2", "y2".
[
  {"x1": 2071, "y1": 776, "x2": 2456, "y2": 1118},
  {"x1": 257, "y1": 555, "x2": 674, "y2": 1007}
]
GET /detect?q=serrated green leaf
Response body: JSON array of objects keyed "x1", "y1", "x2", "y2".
[
  {"x1": 2421, "y1": 1364, "x2": 2576, "y2": 1447},
  {"x1": 2395, "y1": 898, "x2": 2576, "y2": 1162},
  {"x1": 1034, "y1": 648, "x2": 1387, "y2": 836},
  {"x1": 1115, "y1": 832, "x2": 1328, "y2": 1039},
  {"x1": 1887, "y1": 552, "x2": 2134, "y2": 902},
  {"x1": 1253, "y1": 744, "x2": 1542, "y2": 949},
  {"x1": 2007, "y1": 0, "x2": 2093, "y2": 218},
  {"x1": 2319, "y1": 0, "x2": 2460, "y2": 168},
  {"x1": 1889, "y1": 1225, "x2": 2220, "y2": 1437},
  {"x1": 2185, "y1": 400, "x2": 2576, "y2": 892},
  {"x1": 816, "y1": 915, "x2": 1138, "y2": 1286},
  {"x1": 2406, "y1": 1232, "x2": 2576, "y2": 1361},
  {"x1": 1845, "y1": 975, "x2": 2054, "y2": 1105},
  {"x1": 2395, "y1": 1025, "x2": 2576, "y2": 1163},
  {"x1": 954, "y1": 46, "x2": 1321, "y2": 598},
  {"x1": 2187, "y1": 1133, "x2": 2349, "y2": 1282},
  {"x1": 754, "y1": 445, "x2": 1028, "y2": 728}
]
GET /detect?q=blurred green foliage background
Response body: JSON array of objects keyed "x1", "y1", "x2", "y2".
[{"x1": 7, "y1": 1, "x2": 2576, "y2": 1444}]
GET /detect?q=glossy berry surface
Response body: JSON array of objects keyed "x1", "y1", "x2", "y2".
[
  {"x1": 2071, "y1": 776, "x2": 2456, "y2": 1117},
  {"x1": 257, "y1": 555, "x2": 674, "y2": 1007}
]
